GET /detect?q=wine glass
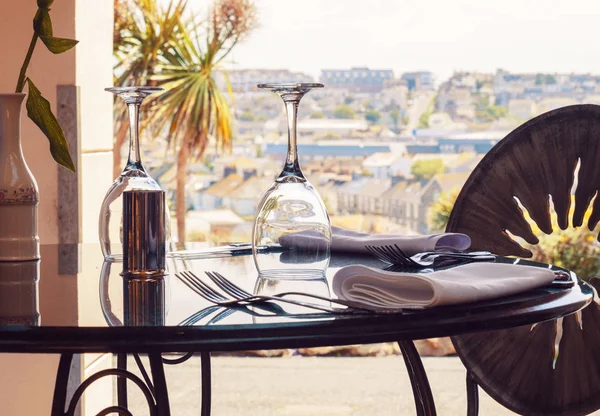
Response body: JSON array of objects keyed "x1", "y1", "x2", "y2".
[
  {"x1": 252, "y1": 83, "x2": 331, "y2": 279},
  {"x1": 99, "y1": 87, "x2": 168, "y2": 259}
]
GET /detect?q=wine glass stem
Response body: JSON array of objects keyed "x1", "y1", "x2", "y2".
[
  {"x1": 126, "y1": 102, "x2": 143, "y2": 170},
  {"x1": 282, "y1": 100, "x2": 304, "y2": 179}
]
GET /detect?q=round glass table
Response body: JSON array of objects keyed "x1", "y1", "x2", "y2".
[{"x1": 0, "y1": 244, "x2": 593, "y2": 416}]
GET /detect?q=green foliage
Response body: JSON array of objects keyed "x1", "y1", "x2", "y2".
[
  {"x1": 535, "y1": 73, "x2": 544, "y2": 85},
  {"x1": 25, "y1": 80, "x2": 75, "y2": 171},
  {"x1": 14, "y1": 1, "x2": 78, "y2": 172},
  {"x1": 333, "y1": 104, "x2": 356, "y2": 119},
  {"x1": 535, "y1": 73, "x2": 557, "y2": 85},
  {"x1": 417, "y1": 111, "x2": 430, "y2": 128},
  {"x1": 526, "y1": 205, "x2": 600, "y2": 280},
  {"x1": 410, "y1": 159, "x2": 444, "y2": 181},
  {"x1": 428, "y1": 189, "x2": 460, "y2": 232},
  {"x1": 476, "y1": 104, "x2": 508, "y2": 123},
  {"x1": 427, "y1": 190, "x2": 600, "y2": 280},
  {"x1": 344, "y1": 96, "x2": 354, "y2": 105},
  {"x1": 364, "y1": 109, "x2": 381, "y2": 124},
  {"x1": 530, "y1": 227, "x2": 600, "y2": 281},
  {"x1": 310, "y1": 111, "x2": 325, "y2": 119},
  {"x1": 417, "y1": 95, "x2": 437, "y2": 129}
]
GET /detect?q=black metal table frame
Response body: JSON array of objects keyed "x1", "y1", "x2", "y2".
[
  {"x1": 49, "y1": 341, "x2": 446, "y2": 416},
  {"x1": 7, "y1": 268, "x2": 590, "y2": 416}
]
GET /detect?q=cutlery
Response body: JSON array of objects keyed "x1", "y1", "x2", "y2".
[
  {"x1": 365, "y1": 244, "x2": 493, "y2": 267},
  {"x1": 175, "y1": 271, "x2": 363, "y2": 314},
  {"x1": 203, "y1": 271, "x2": 371, "y2": 311}
]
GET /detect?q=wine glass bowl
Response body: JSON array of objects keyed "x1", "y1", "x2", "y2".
[{"x1": 252, "y1": 83, "x2": 331, "y2": 279}]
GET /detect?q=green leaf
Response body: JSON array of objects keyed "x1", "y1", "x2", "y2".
[
  {"x1": 25, "y1": 79, "x2": 76, "y2": 172},
  {"x1": 33, "y1": 8, "x2": 53, "y2": 37},
  {"x1": 40, "y1": 36, "x2": 79, "y2": 54}
]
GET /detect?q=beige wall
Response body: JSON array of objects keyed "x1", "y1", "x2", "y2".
[
  {"x1": 0, "y1": 0, "x2": 113, "y2": 244},
  {"x1": 76, "y1": 0, "x2": 115, "y2": 243},
  {"x1": 0, "y1": 0, "x2": 77, "y2": 244},
  {"x1": 0, "y1": 0, "x2": 113, "y2": 414}
]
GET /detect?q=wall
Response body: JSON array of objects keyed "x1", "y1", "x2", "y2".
[
  {"x1": 0, "y1": 0, "x2": 113, "y2": 414},
  {"x1": 0, "y1": 0, "x2": 76, "y2": 243}
]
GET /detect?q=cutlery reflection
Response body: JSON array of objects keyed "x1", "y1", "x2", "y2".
[
  {"x1": 179, "y1": 304, "x2": 337, "y2": 326},
  {"x1": 175, "y1": 271, "x2": 364, "y2": 314},
  {"x1": 168, "y1": 244, "x2": 284, "y2": 260}
]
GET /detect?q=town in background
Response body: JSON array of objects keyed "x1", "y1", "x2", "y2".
[{"x1": 135, "y1": 68, "x2": 600, "y2": 242}]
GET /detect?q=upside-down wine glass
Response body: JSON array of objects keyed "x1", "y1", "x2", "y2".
[
  {"x1": 252, "y1": 83, "x2": 331, "y2": 279},
  {"x1": 99, "y1": 87, "x2": 168, "y2": 260}
]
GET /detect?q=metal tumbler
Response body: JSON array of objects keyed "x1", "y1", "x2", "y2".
[{"x1": 122, "y1": 189, "x2": 166, "y2": 277}]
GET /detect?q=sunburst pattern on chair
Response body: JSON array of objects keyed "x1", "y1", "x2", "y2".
[{"x1": 446, "y1": 104, "x2": 600, "y2": 416}]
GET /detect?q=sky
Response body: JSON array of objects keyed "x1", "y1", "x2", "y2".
[{"x1": 185, "y1": 0, "x2": 600, "y2": 82}]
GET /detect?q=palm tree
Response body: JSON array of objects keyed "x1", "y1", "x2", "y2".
[
  {"x1": 112, "y1": 0, "x2": 187, "y2": 178},
  {"x1": 148, "y1": 0, "x2": 256, "y2": 242}
]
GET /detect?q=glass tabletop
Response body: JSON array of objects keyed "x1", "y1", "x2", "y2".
[{"x1": 0, "y1": 244, "x2": 592, "y2": 354}]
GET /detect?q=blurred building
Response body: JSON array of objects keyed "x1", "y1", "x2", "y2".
[
  {"x1": 401, "y1": 71, "x2": 434, "y2": 91},
  {"x1": 320, "y1": 67, "x2": 394, "y2": 92},
  {"x1": 224, "y1": 69, "x2": 314, "y2": 92}
]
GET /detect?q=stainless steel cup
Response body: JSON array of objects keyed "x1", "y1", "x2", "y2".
[{"x1": 122, "y1": 189, "x2": 166, "y2": 277}]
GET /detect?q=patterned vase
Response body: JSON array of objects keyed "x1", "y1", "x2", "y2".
[{"x1": 0, "y1": 93, "x2": 40, "y2": 261}]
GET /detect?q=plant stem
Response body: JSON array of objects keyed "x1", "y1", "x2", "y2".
[{"x1": 15, "y1": 34, "x2": 39, "y2": 93}]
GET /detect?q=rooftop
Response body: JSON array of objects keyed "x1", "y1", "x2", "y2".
[
  {"x1": 363, "y1": 152, "x2": 404, "y2": 167},
  {"x1": 204, "y1": 174, "x2": 245, "y2": 197},
  {"x1": 431, "y1": 172, "x2": 471, "y2": 193}
]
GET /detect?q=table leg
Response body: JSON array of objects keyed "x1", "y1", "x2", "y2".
[
  {"x1": 51, "y1": 352, "x2": 163, "y2": 416},
  {"x1": 201, "y1": 352, "x2": 212, "y2": 416},
  {"x1": 148, "y1": 353, "x2": 171, "y2": 416},
  {"x1": 398, "y1": 341, "x2": 437, "y2": 416},
  {"x1": 117, "y1": 353, "x2": 128, "y2": 409},
  {"x1": 466, "y1": 371, "x2": 479, "y2": 416},
  {"x1": 51, "y1": 353, "x2": 74, "y2": 416}
]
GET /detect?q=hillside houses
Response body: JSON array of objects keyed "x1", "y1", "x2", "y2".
[
  {"x1": 194, "y1": 151, "x2": 473, "y2": 237},
  {"x1": 337, "y1": 178, "x2": 391, "y2": 215}
]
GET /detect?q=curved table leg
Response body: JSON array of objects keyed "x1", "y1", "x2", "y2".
[
  {"x1": 201, "y1": 352, "x2": 212, "y2": 416},
  {"x1": 51, "y1": 353, "x2": 74, "y2": 416},
  {"x1": 148, "y1": 353, "x2": 171, "y2": 416},
  {"x1": 117, "y1": 353, "x2": 128, "y2": 409},
  {"x1": 466, "y1": 371, "x2": 479, "y2": 416},
  {"x1": 398, "y1": 341, "x2": 437, "y2": 416}
]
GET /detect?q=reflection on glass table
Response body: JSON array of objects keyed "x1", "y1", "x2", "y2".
[
  {"x1": 0, "y1": 260, "x2": 39, "y2": 326},
  {"x1": 100, "y1": 258, "x2": 166, "y2": 327},
  {"x1": 0, "y1": 244, "x2": 593, "y2": 416}
]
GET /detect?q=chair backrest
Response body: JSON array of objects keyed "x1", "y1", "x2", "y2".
[
  {"x1": 447, "y1": 104, "x2": 600, "y2": 258},
  {"x1": 446, "y1": 104, "x2": 600, "y2": 415}
]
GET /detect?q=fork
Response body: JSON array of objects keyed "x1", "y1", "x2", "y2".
[
  {"x1": 365, "y1": 244, "x2": 493, "y2": 268},
  {"x1": 176, "y1": 271, "x2": 361, "y2": 314},
  {"x1": 204, "y1": 271, "x2": 372, "y2": 311}
]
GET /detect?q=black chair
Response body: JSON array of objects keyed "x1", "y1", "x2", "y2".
[{"x1": 446, "y1": 104, "x2": 600, "y2": 416}]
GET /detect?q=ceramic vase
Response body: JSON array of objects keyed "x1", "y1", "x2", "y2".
[{"x1": 0, "y1": 93, "x2": 40, "y2": 261}]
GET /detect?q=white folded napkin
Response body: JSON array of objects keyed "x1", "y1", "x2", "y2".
[
  {"x1": 332, "y1": 262, "x2": 556, "y2": 310},
  {"x1": 278, "y1": 227, "x2": 471, "y2": 256}
]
